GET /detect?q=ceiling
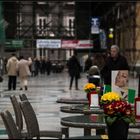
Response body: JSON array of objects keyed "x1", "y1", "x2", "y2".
[{"x1": 75, "y1": 2, "x2": 117, "y2": 17}]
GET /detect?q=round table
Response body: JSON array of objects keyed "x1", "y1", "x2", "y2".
[
  {"x1": 56, "y1": 98, "x2": 88, "y2": 104},
  {"x1": 60, "y1": 105, "x2": 104, "y2": 114},
  {"x1": 61, "y1": 114, "x2": 105, "y2": 136},
  {"x1": 61, "y1": 115, "x2": 140, "y2": 136}
]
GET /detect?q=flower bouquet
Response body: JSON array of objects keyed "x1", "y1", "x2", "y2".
[
  {"x1": 100, "y1": 91, "x2": 135, "y2": 139},
  {"x1": 84, "y1": 83, "x2": 100, "y2": 106},
  {"x1": 84, "y1": 83, "x2": 97, "y2": 94},
  {"x1": 84, "y1": 83, "x2": 98, "y2": 98}
]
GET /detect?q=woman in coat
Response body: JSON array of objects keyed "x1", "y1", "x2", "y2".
[{"x1": 17, "y1": 56, "x2": 32, "y2": 90}]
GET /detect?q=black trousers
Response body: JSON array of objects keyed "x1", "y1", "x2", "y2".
[
  {"x1": 8, "y1": 76, "x2": 17, "y2": 90},
  {"x1": 70, "y1": 76, "x2": 78, "y2": 89}
]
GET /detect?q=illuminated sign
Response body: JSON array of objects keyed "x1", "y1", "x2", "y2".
[
  {"x1": 91, "y1": 17, "x2": 100, "y2": 34},
  {"x1": 36, "y1": 39, "x2": 61, "y2": 48}
]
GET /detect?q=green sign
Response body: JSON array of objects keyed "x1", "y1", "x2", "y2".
[
  {"x1": 5, "y1": 40, "x2": 23, "y2": 48},
  {"x1": 12, "y1": 40, "x2": 23, "y2": 48}
]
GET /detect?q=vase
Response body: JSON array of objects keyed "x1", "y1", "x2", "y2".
[{"x1": 107, "y1": 119, "x2": 129, "y2": 139}]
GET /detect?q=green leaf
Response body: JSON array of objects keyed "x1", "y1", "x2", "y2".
[{"x1": 106, "y1": 116, "x2": 117, "y2": 126}]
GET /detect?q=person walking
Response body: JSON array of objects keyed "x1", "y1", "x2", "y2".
[
  {"x1": 67, "y1": 54, "x2": 81, "y2": 90},
  {"x1": 6, "y1": 53, "x2": 19, "y2": 90},
  {"x1": 17, "y1": 56, "x2": 32, "y2": 90},
  {"x1": 100, "y1": 45, "x2": 129, "y2": 86},
  {"x1": 46, "y1": 57, "x2": 52, "y2": 75}
]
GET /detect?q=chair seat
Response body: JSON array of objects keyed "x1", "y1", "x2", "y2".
[
  {"x1": 39, "y1": 130, "x2": 62, "y2": 138},
  {"x1": 39, "y1": 126, "x2": 69, "y2": 138},
  {"x1": 20, "y1": 126, "x2": 69, "y2": 139}
]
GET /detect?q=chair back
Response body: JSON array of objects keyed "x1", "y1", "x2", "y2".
[
  {"x1": 0, "y1": 110, "x2": 22, "y2": 139},
  {"x1": 19, "y1": 93, "x2": 28, "y2": 101},
  {"x1": 20, "y1": 100, "x2": 40, "y2": 139},
  {"x1": 10, "y1": 95, "x2": 23, "y2": 131}
]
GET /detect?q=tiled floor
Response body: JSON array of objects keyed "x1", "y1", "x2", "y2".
[{"x1": 0, "y1": 71, "x2": 139, "y2": 139}]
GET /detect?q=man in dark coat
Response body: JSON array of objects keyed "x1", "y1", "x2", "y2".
[
  {"x1": 46, "y1": 58, "x2": 52, "y2": 75},
  {"x1": 84, "y1": 56, "x2": 93, "y2": 72},
  {"x1": 100, "y1": 45, "x2": 129, "y2": 85},
  {"x1": 67, "y1": 54, "x2": 81, "y2": 90}
]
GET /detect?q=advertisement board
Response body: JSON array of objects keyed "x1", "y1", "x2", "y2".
[
  {"x1": 61, "y1": 40, "x2": 93, "y2": 49},
  {"x1": 61, "y1": 40, "x2": 78, "y2": 49},
  {"x1": 76, "y1": 40, "x2": 93, "y2": 49},
  {"x1": 36, "y1": 39, "x2": 61, "y2": 48},
  {"x1": 111, "y1": 70, "x2": 129, "y2": 100}
]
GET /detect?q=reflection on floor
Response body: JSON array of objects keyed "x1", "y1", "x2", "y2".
[{"x1": 0, "y1": 72, "x2": 139, "y2": 138}]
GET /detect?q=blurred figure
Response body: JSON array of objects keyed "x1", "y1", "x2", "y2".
[
  {"x1": 6, "y1": 53, "x2": 18, "y2": 90},
  {"x1": 101, "y1": 45, "x2": 129, "y2": 85},
  {"x1": 87, "y1": 65, "x2": 101, "y2": 86},
  {"x1": 17, "y1": 56, "x2": 32, "y2": 90},
  {"x1": 67, "y1": 54, "x2": 81, "y2": 90},
  {"x1": 0, "y1": 57, "x2": 4, "y2": 75},
  {"x1": 46, "y1": 57, "x2": 52, "y2": 75},
  {"x1": 34, "y1": 57, "x2": 40, "y2": 76},
  {"x1": 93, "y1": 53, "x2": 105, "y2": 71},
  {"x1": 84, "y1": 56, "x2": 93, "y2": 72},
  {"x1": 40, "y1": 56, "x2": 46, "y2": 74},
  {"x1": 31, "y1": 57, "x2": 36, "y2": 77}
]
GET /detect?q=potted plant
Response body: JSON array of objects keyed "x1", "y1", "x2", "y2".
[
  {"x1": 84, "y1": 83, "x2": 97, "y2": 100},
  {"x1": 100, "y1": 91, "x2": 135, "y2": 139}
]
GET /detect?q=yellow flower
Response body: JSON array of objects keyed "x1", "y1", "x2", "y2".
[
  {"x1": 84, "y1": 83, "x2": 96, "y2": 90},
  {"x1": 84, "y1": 83, "x2": 96, "y2": 94},
  {"x1": 101, "y1": 92, "x2": 121, "y2": 102}
]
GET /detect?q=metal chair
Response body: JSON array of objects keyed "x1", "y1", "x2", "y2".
[
  {"x1": 10, "y1": 95, "x2": 28, "y2": 138},
  {"x1": 0, "y1": 110, "x2": 22, "y2": 139},
  {"x1": 19, "y1": 93, "x2": 28, "y2": 101},
  {"x1": 20, "y1": 99, "x2": 69, "y2": 139},
  {"x1": 10, "y1": 95, "x2": 23, "y2": 131}
]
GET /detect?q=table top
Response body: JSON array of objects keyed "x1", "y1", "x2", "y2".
[
  {"x1": 60, "y1": 105, "x2": 104, "y2": 114},
  {"x1": 61, "y1": 115, "x2": 140, "y2": 129},
  {"x1": 56, "y1": 98, "x2": 88, "y2": 104},
  {"x1": 63, "y1": 135, "x2": 140, "y2": 139}
]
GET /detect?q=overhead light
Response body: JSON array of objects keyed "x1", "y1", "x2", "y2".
[
  {"x1": 109, "y1": 28, "x2": 114, "y2": 32},
  {"x1": 37, "y1": 2, "x2": 46, "y2": 5},
  {"x1": 50, "y1": 33, "x2": 55, "y2": 37}
]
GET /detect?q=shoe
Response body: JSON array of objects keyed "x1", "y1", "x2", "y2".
[
  {"x1": 69, "y1": 87, "x2": 71, "y2": 90},
  {"x1": 25, "y1": 86, "x2": 28, "y2": 90},
  {"x1": 20, "y1": 88, "x2": 23, "y2": 90},
  {"x1": 75, "y1": 88, "x2": 79, "y2": 90}
]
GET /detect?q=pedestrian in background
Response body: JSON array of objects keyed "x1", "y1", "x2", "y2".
[
  {"x1": 6, "y1": 53, "x2": 19, "y2": 90},
  {"x1": 84, "y1": 56, "x2": 93, "y2": 72},
  {"x1": 46, "y1": 57, "x2": 52, "y2": 75},
  {"x1": 17, "y1": 56, "x2": 32, "y2": 90},
  {"x1": 100, "y1": 45, "x2": 129, "y2": 85},
  {"x1": 67, "y1": 54, "x2": 81, "y2": 90}
]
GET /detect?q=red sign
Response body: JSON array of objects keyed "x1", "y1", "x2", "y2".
[
  {"x1": 61, "y1": 40, "x2": 78, "y2": 49},
  {"x1": 61, "y1": 40, "x2": 93, "y2": 49}
]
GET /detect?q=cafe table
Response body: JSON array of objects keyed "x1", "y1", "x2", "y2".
[
  {"x1": 60, "y1": 105, "x2": 104, "y2": 115},
  {"x1": 61, "y1": 114, "x2": 140, "y2": 136},
  {"x1": 60, "y1": 105, "x2": 105, "y2": 135},
  {"x1": 56, "y1": 97, "x2": 88, "y2": 104}
]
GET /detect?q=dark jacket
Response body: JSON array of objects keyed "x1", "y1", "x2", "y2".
[
  {"x1": 100, "y1": 54, "x2": 129, "y2": 85},
  {"x1": 84, "y1": 58, "x2": 92, "y2": 72},
  {"x1": 67, "y1": 55, "x2": 81, "y2": 78}
]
